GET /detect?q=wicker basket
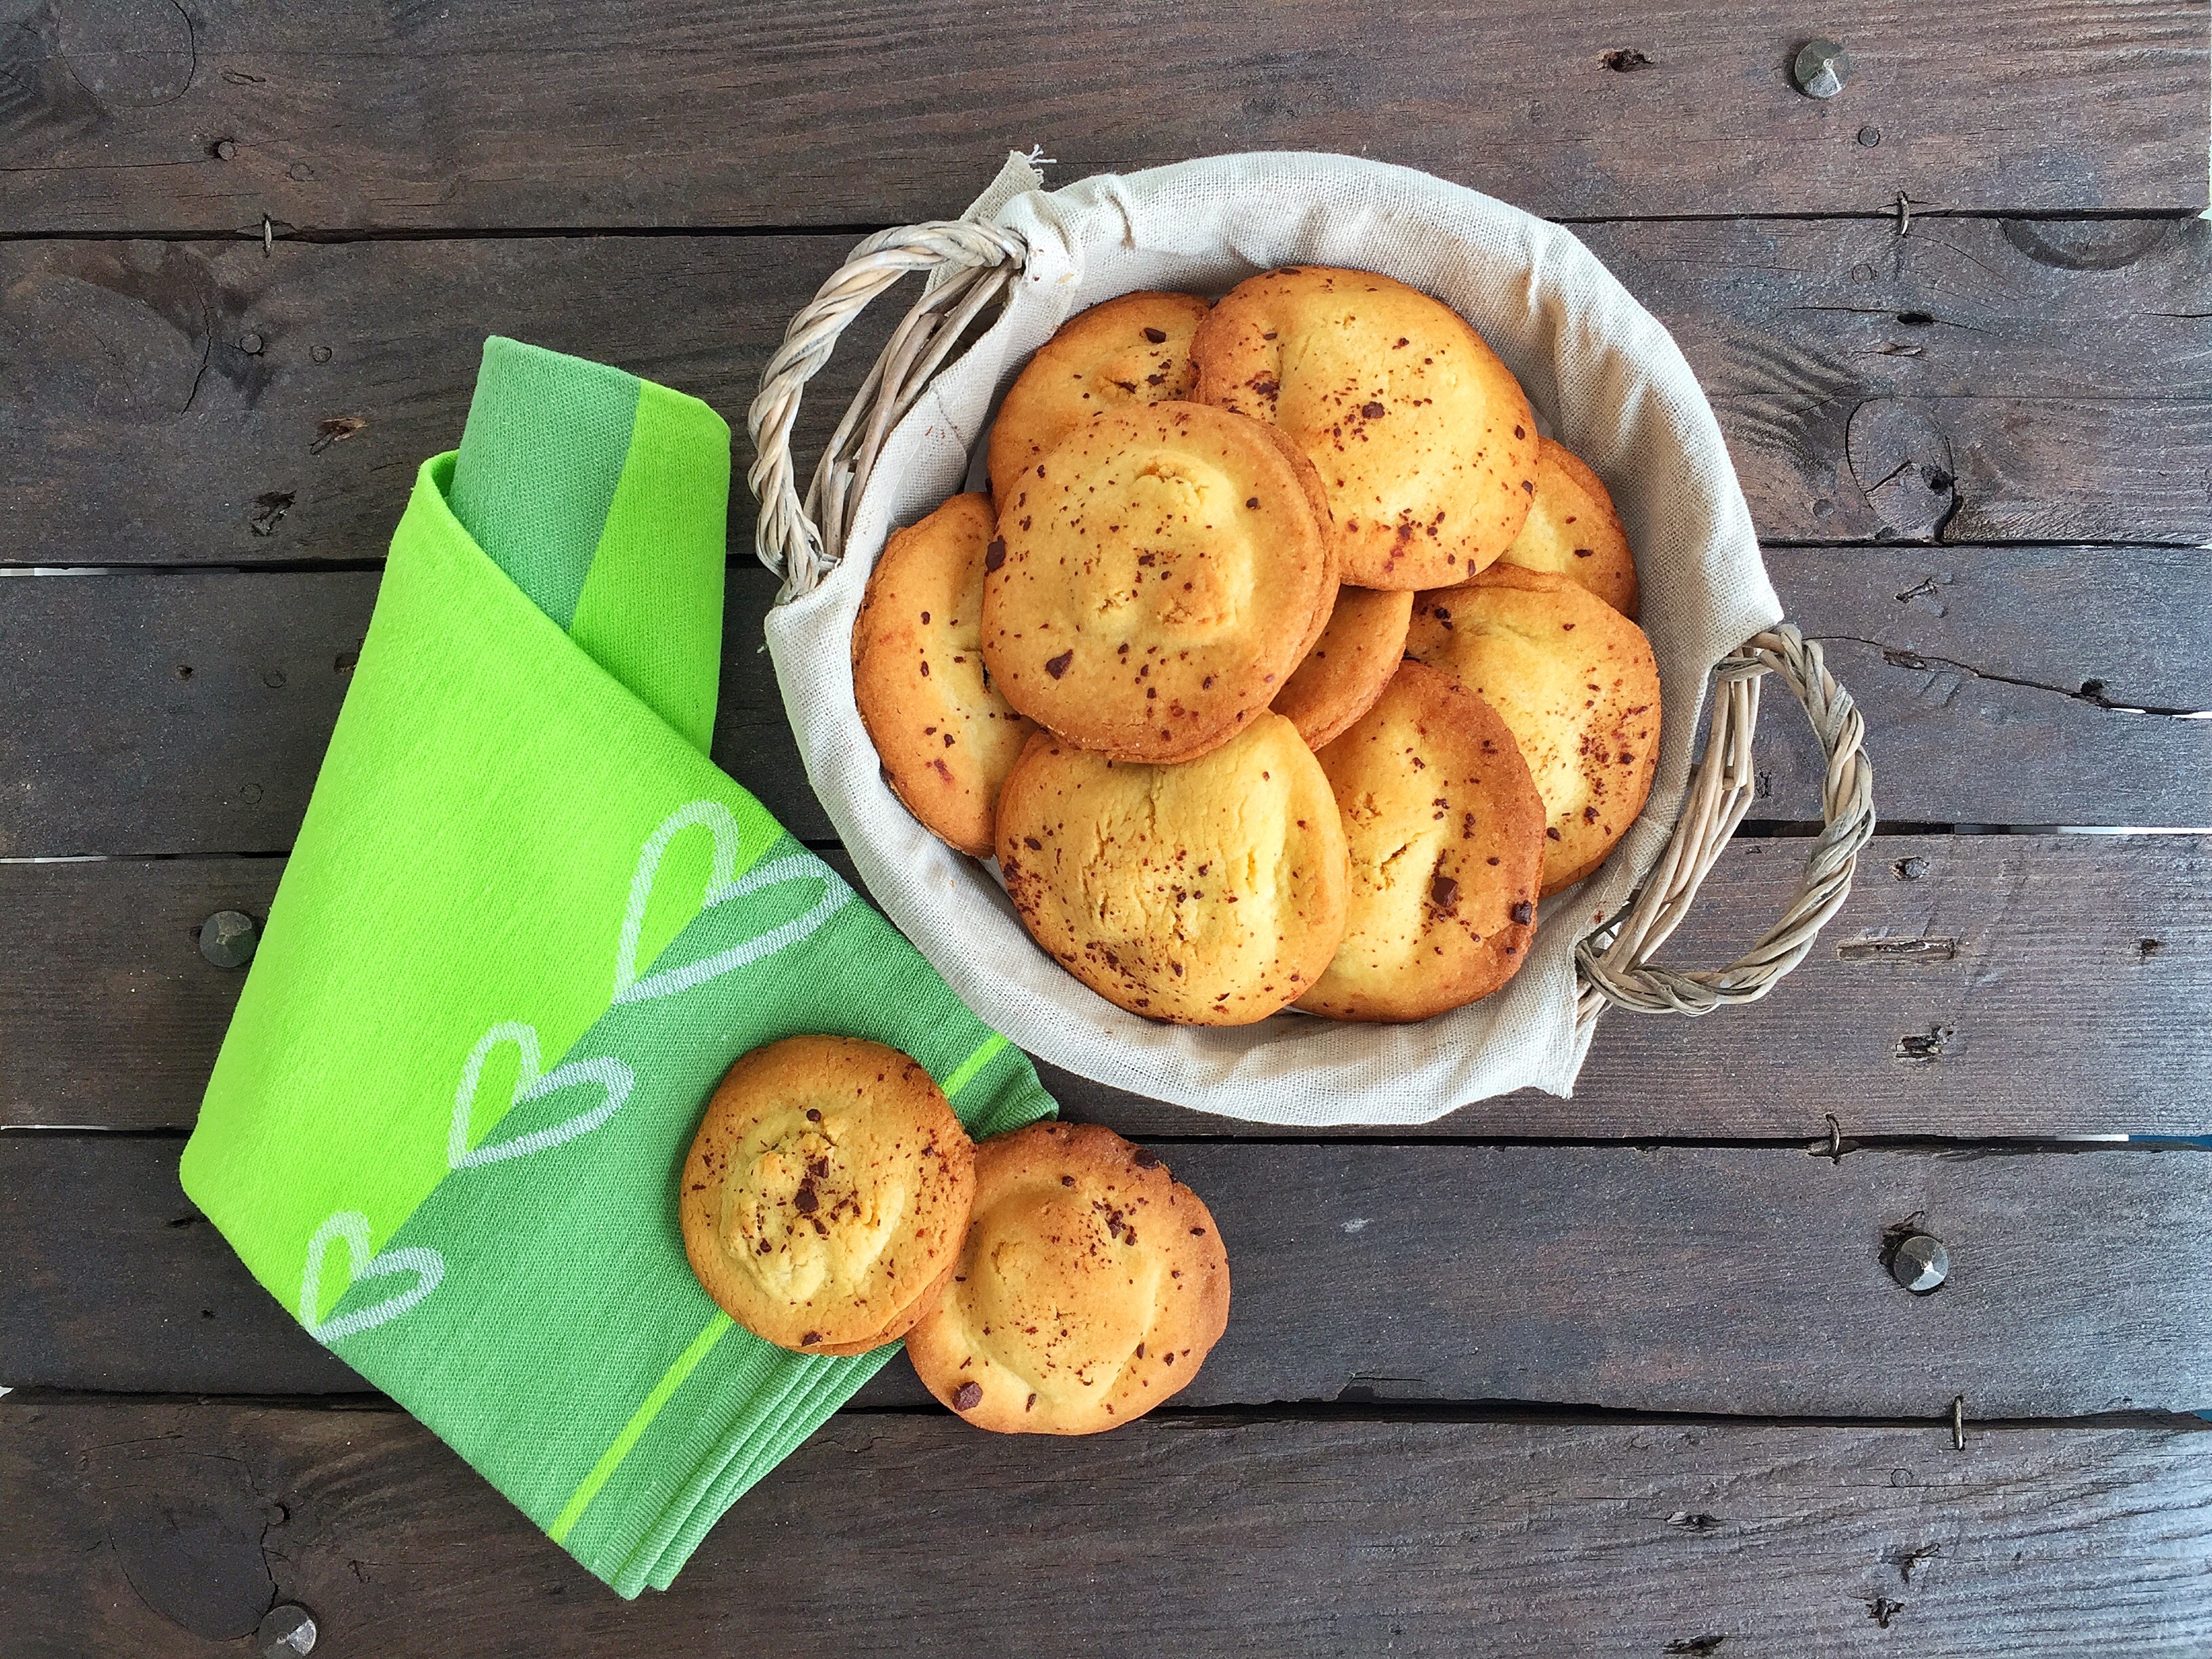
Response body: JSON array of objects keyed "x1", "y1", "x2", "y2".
[{"x1": 744, "y1": 158, "x2": 1875, "y2": 1108}]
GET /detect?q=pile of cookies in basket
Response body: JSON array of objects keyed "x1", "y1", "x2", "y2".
[
  {"x1": 855, "y1": 266, "x2": 1662, "y2": 1024},
  {"x1": 682, "y1": 1034, "x2": 1229, "y2": 1435}
]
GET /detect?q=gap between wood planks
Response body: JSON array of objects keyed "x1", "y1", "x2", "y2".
[
  {"x1": 0, "y1": 205, "x2": 2201, "y2": 248},
  {"x1": 3, "y1": 1384, "x2": 2204, "y2": 1437}
]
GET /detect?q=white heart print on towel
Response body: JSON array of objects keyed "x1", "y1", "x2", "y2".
[
  {"x1": 298, "y1": 1210, "x2": 445, "y2": 1343},
  {"x1": 612, "y1": 800, "x2": 855, "y2": 1006},
  {"x1": 447, "y1": 1021, "x2": 637, "y2": 1171}
]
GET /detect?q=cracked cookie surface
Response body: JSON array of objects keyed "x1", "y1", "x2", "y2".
[
  {"x1": 680, "y1": 1036, "x2": 975, "y2": 1353},
  {"x1": 1193, "y1": 264, "x2": 1536, "y2": 590},
  {"x1": 982, "y1": 401, "x2": 1336, "y2": 764},
  {"x1": 995, "y1": 716, "x2": 1349, "y2": 1025},
  {"x1": 905, "y1": 1122, "x2": 1230, "y2": 1435}
]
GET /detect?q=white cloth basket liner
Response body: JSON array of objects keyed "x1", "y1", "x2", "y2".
[{"x1": 764, "y1": 151, "x2": 1782, "y2": 1126}]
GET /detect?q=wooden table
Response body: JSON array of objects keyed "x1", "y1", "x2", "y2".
[{"x1": 5, "y1": 4, "x2": 2211, "y2": 1653}]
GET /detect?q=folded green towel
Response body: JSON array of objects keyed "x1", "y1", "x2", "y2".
[{"x1": 180, "y1": 338, "x2": 1054, "y2": 1597}]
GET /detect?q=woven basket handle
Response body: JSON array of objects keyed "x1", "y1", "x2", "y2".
[
  {"x1": 746, "y1": 218, "x2": 1031, "y2": 600},
  {"x1": 1574, "y1": 625, "x2": 1875, "y2": 1030}
]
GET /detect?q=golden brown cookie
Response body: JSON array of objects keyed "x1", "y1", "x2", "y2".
[
  {"x1": 680, "y1": 1036, "x2": 976, "y2": 1354},
  {"x1": 1406, "y1": 565, "x2": 1661, "y2": 895},
  {"x1": 853, "y1": 493, "x2": 1039, "y2": 855},
  {"x1": 1497, "y1": 436, "x2": 1640, "y2": 618},
  {"x1": 905, "y1": 1122, "x2": 1230, "y2": 1435},
  {"x1": 1192, "y1": 265, "x2": 1536, "y2": 590},
  {"x1": 985, "y1": 291, "x2": 1212, "y2": 506},
  {"x1": 983, "y1": 401, "x2": 1337, "y2": 764},
  {"x1": 995, "y1": 715, "x2": 1349, "y2": 1025},
  {"x1": 1296, "y1": 661, "x2": 1545, "y2": 1021},
  {"x1": 1271, "y1": 585, "x2": 1415, "y2": 750}
]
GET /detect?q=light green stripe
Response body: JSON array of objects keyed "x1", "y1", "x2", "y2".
[
  {"x1": 940, "y1": 1032, "x2": 1008, "y2": 1101},
  {"x1": 548, "y1": 1311, "x2": 733, "y2": 1544}
]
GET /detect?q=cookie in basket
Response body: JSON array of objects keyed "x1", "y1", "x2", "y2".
[
  {"x1": 985, "y1": 290, "x2": 1212, "y2": 506},
  {"x1": 1297, "y1": 661, "x2": 1545, "y2": 1021},
  {"x1": 1406, "y1": 565, "x2": 1660, "y2": 895},
  {"x1": 1271, "y1": 584, "x2": 1415, "y2": 750},
  {"x1": 995, "y1": 715, "x2": 1349, "y2": 1024},
  {"x1": 853, "y1": 493, "x2": 1038, "y2": 856},
  {"x1": 680, "y1": 1036, "x2": 976, "y2": 1354},
  {"x1": 1497, "y1": 436, "x2": 1640, "y2": 618},
  {"x1": 905, "y1": 1122, "x2": 1230, "y2": 1435},
  {"x1": 983, "y1": 401, "x2": 1338, "y2": 764},
  {"x1": 1191, "y1": 265, "x2": 1536, "y2": 590}
]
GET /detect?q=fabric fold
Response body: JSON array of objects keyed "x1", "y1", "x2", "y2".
[{"x1": 182, "y1": 337, "x2": 1054, "y2": 1596}]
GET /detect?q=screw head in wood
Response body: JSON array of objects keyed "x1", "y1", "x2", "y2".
[
  {"x1": 257, "y1": 1604, "x2": 316, "y2": 1656},
  {"x1": 213, "y1": 140, "x2": 237, "y2": 161},
  {"x1": 1890, "y1": 1233, "x2": 1949, "y2": 1293},
  {"x1": 199, "y1": 909, "x2": 260, "y2": 969},
  {"x1": 239, "y1": 330, "x2": 265, "y2": 354},
  {"x1": 1793, "y1": 38, "x2": 1850, "y2": 98}
]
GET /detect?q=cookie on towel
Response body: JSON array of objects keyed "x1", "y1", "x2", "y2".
[
  {"x1": 905, "y1": 1122, "x2": 1231, "y2": 1435},
  {"x1": 680, "y1": 1036, "x2": 976, "y2": 1354},
  {"x1": 1406, "y1": 565, "x2": 1660, "y2": 896},
  {"x1": 995, "y1": 715, "x2": 1349, "y2": 1025},
  {"x1": 983, "y1": 401, "x2": 1337, "y2": 764},
  {"x1": 853, "y1": 493, "x2": 1038, "y2": 856},
  {"x1": 1271, "y1": 585, "x2": 1415, "y2": 751},
  {"x1": 1296, "y1": 661, "x2": 1545, "y2": 1021},
  {"x1": 1497, "y1": 436, "x2": 1640, "y2": 617},
  {"x1": 1192, "y1": 265, "x2": 1536, "y2": 590},
  {"x1": 985, "y1": 291, "x2": 1212, "y2": 506}
]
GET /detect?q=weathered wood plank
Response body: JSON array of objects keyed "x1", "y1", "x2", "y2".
[
  {"x1": 13, "y1": 1133, "x2": 2212, "y2": 1418},
  {"x1": 3, "y1": 2, "x2": 2204, "y2": 237},
  {"x1": 6, "y1": 834, "x2": 2207, "y2": 1137},
  {"x1": 6, "y1": 1398, "x2": 2209, "y2": 1656},
  {"x1": 2, "y1": 219, "x2": 2205, "y2": 571},
  {"x1": 3, "y1": 553, "x2": 2205, "y2": 863}
]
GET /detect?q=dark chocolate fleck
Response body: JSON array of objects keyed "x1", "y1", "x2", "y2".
[
  {"x1": 1431, "y1": 874, "x2": 1460, "y2": 910},
  {"x1": 1142, "y1": 326, "x2": 1168, "y2": 343},
  {"x1": 1045, "y1": 650, "x2": 1073, "y2": 678},
  {"x1": 985, "y1": 537, "x2": 1007, "y2": 572},
  {"x1": 953, "y1": 1381, "x2": 983, "y2": 1411},
  {"x1": 1132, "y1": 1148, "x2": 1162, "y2": 1169},
  {"x1": 1511, "y1": 900, "x2": 1534, "y2": 924}
]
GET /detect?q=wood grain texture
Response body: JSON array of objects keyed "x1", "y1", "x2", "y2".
[
  {"x1": 5, "y1": 834, "x2": 2207, "y2": 1136},
  {"x1": 3, "y1": 219, "x2": 2206, "y2": 571},
  {"x1": 3, "y1": 1, "x2": 2206, "y2": 234},
  {"x1": 3, "y1": 553, "x2": 2206, "y2": 862},
  {"x1": 14, "y1": 1132, "x2": 2212, "y2": 1418},
  {"x1": 7, "y1": 1397, "x2": 2211, "y2": 1657}
]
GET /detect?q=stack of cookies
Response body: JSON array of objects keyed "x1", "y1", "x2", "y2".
[
  {"x1": 853, "y1": 268, "x2": 1660, "y2": 1027},
  {"x1": 683, "y1": 1037, "x2": 1231, "y2": 1435}
]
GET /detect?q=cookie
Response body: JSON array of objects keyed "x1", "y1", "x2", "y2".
[
  {"x1": 905, "y1": 1122, "x2": 1231, "y2": 1435},
  {"x1": 1192, "y1": 265, "x2": 1536, "y2": 590},
  {"x1": 853, "y1": 493, "x2": 1039, "y2": 855},
  {"x1": 995, "y1": 714, "x2": 1349, "y2": 1025},
  {"x1": 985, "y1": 290, "x2": 1212, "y2": 506},
  {"x1": 680, "y1": 1036, "x2": 976, "y2": 1354},
  {"x1": 1406, "y1": 565, "x2": 1661, "y2": 895},
  {"x1": 983, "y1": 401, "x2": 1337, "y2": 764},
  {"x1": 1271, "y1": 585, "x2": 1414, "y2": 751},
  {"x1": 1497, "y1": 436, "x2": 1640, "y2": 617},
  {"x1": 1296, "y1": 661, "x2": 1545, "y2": 1021}
]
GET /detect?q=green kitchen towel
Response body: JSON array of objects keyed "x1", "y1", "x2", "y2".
[{"x1": 180, "y1": 337, "x2": 1055, "y2": 1597}]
